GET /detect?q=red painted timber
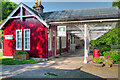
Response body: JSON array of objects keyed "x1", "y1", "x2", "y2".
[{"x1": 3, "y1": 18, "x2": 47, "y2": 58}]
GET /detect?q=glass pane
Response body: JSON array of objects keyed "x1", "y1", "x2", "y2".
[
  {"x1": 62, "y1": 37, "x2": 66, "y2": 48},
  {"x1": 57, "y1": 37, "x2": 59, "y2": 49},
  {"x1": 48, "y1": 37, "x2": 50, "y2": 50},
  {"x1": 24, "y1": 29, "x2": 30, "y2": 50}
]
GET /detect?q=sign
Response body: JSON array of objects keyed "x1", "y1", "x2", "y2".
[
  {"x1": 57, "y1": 26, "x2": 66, "y2": 37},
  {"x1": 5, "y1": 35, "x2": 13, "y2": 40}
]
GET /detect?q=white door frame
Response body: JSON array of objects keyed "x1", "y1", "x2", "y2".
[
  {"x1": 53, "y1": 31, "x2": 57, "y2": 56},
  {"x1": 54, "y1": 32, "x2": 57, "y2": 56}
]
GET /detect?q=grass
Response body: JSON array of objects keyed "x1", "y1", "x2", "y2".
[
  {"x1": 0, "y1": 58, "x2": 44, "y2": 65},
  {"x1": 0, "y1": 52, "x2": 3, "y2": 57}
]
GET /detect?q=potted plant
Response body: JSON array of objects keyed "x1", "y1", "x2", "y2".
[
  {"x1": 13, "y1": 51, "x2": 29, "y2": 60},
  {"x1": 92, "y1": 57, "x2": 105, "y2": 67}
]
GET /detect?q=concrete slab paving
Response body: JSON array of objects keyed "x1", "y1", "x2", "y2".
[{"x1": 1, "y1": 49, "x2": 119, "y2": 79}]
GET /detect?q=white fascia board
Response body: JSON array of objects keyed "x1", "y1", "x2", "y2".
[
  {"x1": 0, "y1": 3, "x2": 22, "y2": 30},
  {"x1": 0, "y1": 3, "x2": 49, "y2": 30},
  {"x1": 49, "y1": 19, "x2": 120, "y2": 24},
  {"x1": 22, "y1": 4, "x2": 49, "y2": 28}
]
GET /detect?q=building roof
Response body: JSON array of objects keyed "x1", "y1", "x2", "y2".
[
  {"x1": 22, "y1": 3, "x2": 120, "y2": 22},
  {"x1": 41, "y1": 7, "x2": 120, "y2": 22},
  {"x1": 1, "y1": 2, "x2": 120, "y2": 30}
]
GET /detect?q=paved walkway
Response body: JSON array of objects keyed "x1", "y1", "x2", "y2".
[{"x1": 1, "y1": 49, "x2": 119, "y2": 79}]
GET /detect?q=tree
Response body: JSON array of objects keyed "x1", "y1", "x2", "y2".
[
  {"x1": 2, "y1": 1, "x2": 18, "y2": 19},
  {"x1": 112, "y1": 0, "x2": 120, "y2": 8},
  {"x1": 0, "y1": 20, "x2": 4, "y2": 49},
  {"x1": 0, "y1": 1, "x2": 18, "y2": 49}
]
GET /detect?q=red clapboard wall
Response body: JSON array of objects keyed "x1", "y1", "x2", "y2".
[{"x1": 3, "y1": 8, "x2": 47, "y2": 58}]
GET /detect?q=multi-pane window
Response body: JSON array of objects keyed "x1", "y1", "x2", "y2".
[
  {"x1": 16, "y1": 29, "x2": 22, "y2": 50},
  {"x1": 48, "y1": 29, "x2": 51, "y2": 51},
  {"x1": 62, "y1": 37, "x2": 66, "y2": 48},
  {"x1": 57, "y1": 37, "x2": 59, "y2": 49},
  {"x1": 24, "y1": 29, "x2": 30, "y2": 50}
]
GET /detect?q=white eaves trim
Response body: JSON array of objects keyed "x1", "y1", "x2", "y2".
[
  {"x1": 22, "y1": 3, "x2": 49, "y2": 28},
  {"x1": 49, "y1": 19, "x2": 120, "y2": 24},
  {"x1": 0, "y1": 2, "x2": 49, "y2": 29}
]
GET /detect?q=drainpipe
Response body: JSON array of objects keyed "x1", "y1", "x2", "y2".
[{"x1": 47, "y1": 30, "x2": 49, "y2": 58}]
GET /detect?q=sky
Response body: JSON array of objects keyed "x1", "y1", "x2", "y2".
[
  {"x1": 10, "y1": 0, "x2": 115, "y2": 2},
  {"x1": 9, "y1": 0, "x2": 114, "y2": 12}
]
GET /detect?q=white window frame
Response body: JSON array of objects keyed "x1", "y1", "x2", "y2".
[
  {"x1": 24, "y1": 29, "x2": 30, "y2": 51},
  {"x1": 48, "y1": 29, "x2": 51, "y2": 51},
  {"x1": 16, "y1": 29, "x2": 22, "y2": 50},
  {"x1": 57, "y1": 37, "x2": 59, "y2": 50}
]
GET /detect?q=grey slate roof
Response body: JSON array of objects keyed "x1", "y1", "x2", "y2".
[
  {"x1": 41, "y1": 7, "x2": 120, "y2": 22},
  {"x1": 22, "y1": 3, "x2": 120, "y2": 22}
]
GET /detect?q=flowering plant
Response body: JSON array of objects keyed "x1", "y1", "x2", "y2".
[
  {"x1": 103, "y1": 50, "x2": 120, "y2": 62},
  {"x1": 92, "y1": 57, "x2": 105, "y2": 63}
]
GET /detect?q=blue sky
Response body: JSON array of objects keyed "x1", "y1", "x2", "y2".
[{"x1": 10, "y1": 0, "x2": 114, "y2": 12}]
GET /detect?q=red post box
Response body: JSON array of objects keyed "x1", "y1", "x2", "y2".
[{"x1": 93, "y1": 49, "x2": 99, "y2": 58}]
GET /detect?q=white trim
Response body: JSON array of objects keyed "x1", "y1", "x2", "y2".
[
  {"x1": 24, "y1": 29, "x2": 30, "y2": 51},
  {"x1": 48, "y1": 29, "x2": 51, "y2": 51},
  {"x1": 84, "y1": 24, "x2": 87, "y2": 64},
  {"x1": 49, "y1": 19, "x2": 120, "y2": 24},
  {"x1": 0, "y1": 3, "x2": 21, "y2": 29},
  {"x1": 0, "y1": 3, "x2": 49, "y2": 29},
  {"x1": 22, "y1": 3, "x2": 49, "y2": 28},
  {"x1": 67, "y1": 27, "x2": 112, "y2": 30},
  {"x1": 10, "y1": 15, "x2": 35, "y2": 19},
  {"x1": 16, "y1": 29, "x2": 22, "y2": 50},
  {"x1": 54, "y1": 31, "x2": 56, "y2": 56},
  {"x1": 20, "y1": 4, "x2": 23, "y2": 21}
]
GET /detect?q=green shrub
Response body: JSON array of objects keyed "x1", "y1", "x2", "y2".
[
  {"x1": 14, "y1": 51, "x2": 28, "y2": 55},
  {"x1": 92, "y1": 57, "x2": 105, "y2": 63},
  {"x1": 97, "y1": 45, "x2": 111, "y2": 55},
  {"x1": 90, "y1": 25, "x2": 120, "y2": 47},
  {"x1": 103, "y1": 50, "x2": 120, "y2": 62}
]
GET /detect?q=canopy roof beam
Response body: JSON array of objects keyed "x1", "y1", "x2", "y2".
[{"x1": 49, "y1": 19, "x2": 120, "y2": 24}]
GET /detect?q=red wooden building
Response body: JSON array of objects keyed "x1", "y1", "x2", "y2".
[
  {"x1": 0, "y1": 0, "x2": 119, "y2": 62},
  {"x1": 0, "y1": 1, "x2": 69, "y2": 58}
]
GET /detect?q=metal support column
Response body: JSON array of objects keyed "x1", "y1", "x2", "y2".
[{"x1": 84, "y1": 24, "x2": 87, "y2": 63}]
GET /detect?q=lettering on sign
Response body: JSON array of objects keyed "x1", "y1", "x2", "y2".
[{"x1": 5, "y1": 35, "x2": 13, "y2": 40}]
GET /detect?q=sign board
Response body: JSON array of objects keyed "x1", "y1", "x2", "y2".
[
  {"x1": 5, "y1": 35, "x2": 13, "y2": 40},
  {"x1": 57, "y1": 26, "x2": 66, "y2": 37}
]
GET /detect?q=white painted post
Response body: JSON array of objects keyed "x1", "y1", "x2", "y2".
[
  {"x1": 84, "y1": 24, "x2": 87, "y2": 63},
  {"x1": 86, "y1": 26, "x2": 89, "y2": 57}
]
